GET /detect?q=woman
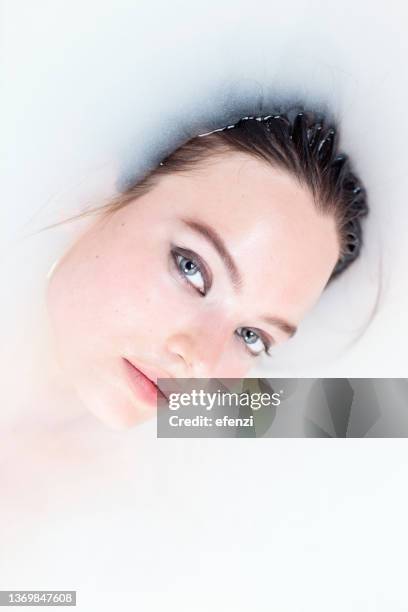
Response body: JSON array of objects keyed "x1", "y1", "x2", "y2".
[{"x1": 46, "y1": 107, "x2": 368, "y2": 430}]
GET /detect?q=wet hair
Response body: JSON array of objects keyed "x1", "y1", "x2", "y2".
[{"x1": 46, "y1": 106, "x2": 369, "y2": 283}]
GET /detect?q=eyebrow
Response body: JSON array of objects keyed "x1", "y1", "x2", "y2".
[
  {"x1": 181, "y1": 217, "x2": 242, "y2": 288},
  {"x1": 180, "y1": 217, "x2": 298, "y2": 340},
  {"x1": 261, "y1": 316, "x2": 298, "y2": 339}
]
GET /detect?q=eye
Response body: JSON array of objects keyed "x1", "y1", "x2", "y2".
[
  {"x1": 235, "y1": 327, "x2": 271, "y2": 357},
  {"x1": 171, "y1": 247, "x2": 211, "y2": 296}
]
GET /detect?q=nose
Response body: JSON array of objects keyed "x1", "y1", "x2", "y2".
[{"x1": 164, "y1": 321, "x2": 232, "y2": 378}]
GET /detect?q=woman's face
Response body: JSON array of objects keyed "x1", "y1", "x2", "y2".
[{"x1": 47, "y1": 151, "x2": 340, "y2": 429}]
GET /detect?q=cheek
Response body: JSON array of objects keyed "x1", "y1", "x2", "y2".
[
  {"x1": 49, "y1": 245, "x2": 188, "y2": 371},
  {"x1": 217, "y1": 363, "x2": 253, "y2": 379},
  {"x1": 210, "y1": 345, "x2": 255, "y2": 379}
]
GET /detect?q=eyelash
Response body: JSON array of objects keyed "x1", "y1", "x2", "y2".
[{"x1": 170, "y1": 246, "x2": 273, "y2": 358}]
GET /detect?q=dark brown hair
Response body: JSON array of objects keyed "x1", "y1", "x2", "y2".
[{"x1": 48, "y1": 107, "x2": 369, "y2": 283}]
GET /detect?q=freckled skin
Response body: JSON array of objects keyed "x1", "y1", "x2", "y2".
[{"x1": 47, "y1": 152, "x2": 340, "y2": 430}]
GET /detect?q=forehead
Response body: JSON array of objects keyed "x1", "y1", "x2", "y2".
[{"x1": 132, "y1": 152, "x2": 340, "y2": 321}]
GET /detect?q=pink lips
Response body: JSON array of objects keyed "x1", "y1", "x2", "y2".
[{"x1": 122, "y1": 358, "x2": 169, "y2": 406}]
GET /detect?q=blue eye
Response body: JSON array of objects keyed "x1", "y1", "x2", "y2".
[
  {"x1": 171, "y1": 247, "x2": 210, "y2": 296},
  {"x1": 236, "y1": 327, "x2": 271, "y2": 357}
]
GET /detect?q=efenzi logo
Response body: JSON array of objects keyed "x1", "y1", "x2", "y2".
[{"x1": 168, "y1": 389, "x2": 282, "y2": 411}]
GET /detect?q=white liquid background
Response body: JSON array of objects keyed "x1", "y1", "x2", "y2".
[{"x1": 1, "y1": 1, "x2": 408, "y2": 610}]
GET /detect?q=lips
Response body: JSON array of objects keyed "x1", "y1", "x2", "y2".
[{"x1": 122, "y1": 358, "x2": 170, "y2": 405}]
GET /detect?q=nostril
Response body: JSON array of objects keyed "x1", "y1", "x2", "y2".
[{"x1": 171, "y1": 350, "x2": 194, "y2": 377}]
